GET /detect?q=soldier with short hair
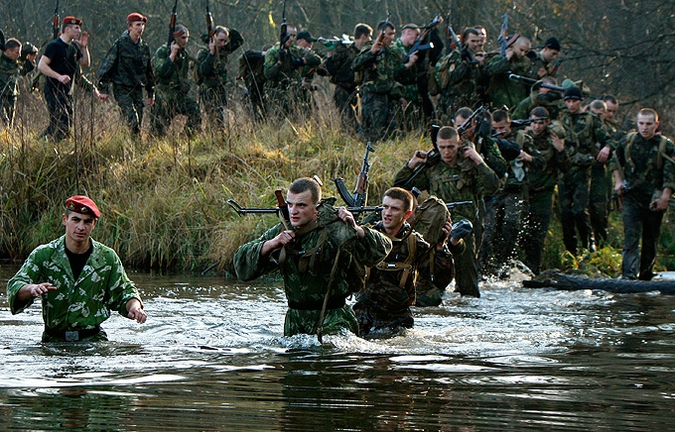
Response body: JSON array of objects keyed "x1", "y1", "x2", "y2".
[
  {"x1": 151, "y1": 24, "x2": 201, "y2": 137},
  {"x1": 197, "y1": 25, "x2": 243, "y2": 129},
  {"x1": 611, "y1": 109, "x2": 675, "y2": 280},
  {"x1": 485, "y1": 36, "x2": 533, "y2": 110},
  {"x1": 528, "y1": 37, "x2": 561, "y2": 79},
  {"x1": 0, "y1": 38, "x2": 36, "y2": 128},
  {"x1": 97, "y1": 13, "x2": 155, "y2": 136}
]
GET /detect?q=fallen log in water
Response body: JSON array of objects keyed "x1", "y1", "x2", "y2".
[{"x1": 522, "y1": 272, "x2": 675, "y2": 295}]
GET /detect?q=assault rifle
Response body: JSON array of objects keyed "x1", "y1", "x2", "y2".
[
  {"x1": 167, "y1": 0, "x2": 178, "y2": 47},
  {"x1": 458, "y1": 105, "x2": 487, "y2": 137},
  {"x1": 446, "y1": 22, "x2": 474, "y2": 63},
  {"x1": 446, "y1": 201, "x2": 473, "y2": 209},
  {"x1": 508, "y1": 74, "x2": 565, "y2": 92},
  {"x1": 279, "y1": 0, "x2": 288, "y2": 48},
  {"x1": 549, "y1": 54, "x2": 565, "y2": 77},
  {"x1": 227, "y1": 198, "x2": 383, "y2": 218},
  {"x1": 404, "y1": 15, "x2": 441, "y2": 63},
  {"x1": 335, "y1": 141, "x2": 374, "y2": 208},
  {"x1": 317, "y1": 35, "x2": 353, "y2": 50},
  {"x1": 393, "y1": 124, "x2": 442, "y2": 189},
  {"x1": 510, "y1": 117, "x2": 548, "y2": 128},
  {"x1": 52, "y1": 0, "x2": 60, "y2": 40},
  {"x1": 205, "y1": 0, "x2": 215, "y2": 41},
  {"x1": 375, "y1": 11, "x2": 391, "y2": 56},
  {"x1": 498, "y1": 13, "x2": 508, "y2": 57}
]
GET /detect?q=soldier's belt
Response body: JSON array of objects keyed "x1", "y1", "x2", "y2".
[
  {"x1": 44, "y1": 325, "x2": 101, "y2": 342},
  {"x1": 288, "y1": 297, "x2": 345, "y2": 311}
]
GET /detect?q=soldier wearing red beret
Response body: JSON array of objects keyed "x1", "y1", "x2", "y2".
[{"x1": 6, "y1": 196, "x2": 147, "y2": 342}]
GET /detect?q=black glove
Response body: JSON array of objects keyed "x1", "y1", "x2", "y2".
[
  {"x1": 450, "y1": 219, "x2": 473, "y2": 239},
  {"x1": 291, "y1": 57, "x2": 305, "y2": 70},
  {"x1": 278, "y1": 48, "x2": 286, "y2": 63}
]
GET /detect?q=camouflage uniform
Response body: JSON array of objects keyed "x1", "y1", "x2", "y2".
[
  {"x1": 393, "y1": 154, "x2": 501, "y2": 297},
  {"x1": 151, "y1": 44, "x2": 200, "y2": 137},
  {"x1": 434, "y1": 49, "x2": 486, "y2": 124},
  {"x1": 233, "y1": 202, "x2": 392, "y2": 337},
  {"x1": 324, "y1": 43, "x2": 361, "y2": 131},
  {"x1": 6, "y1": 236, "x2": 143, "y2": 342},
  {"x1": 97, "y1": 30, "x2": 155, "y2": 135},
  {"x1": 519, "y1": 124, "x2": 571, "y2": 273},
  {"x1": 558, "y1": 110, "x2": 615, "y2": 253},
  {"x1": 0, "y1": 51, "x2": 34, "y2": 127},
  {"x1": 352, "y1": 42, "x2": 413, "y2": 142},
  {"x1": 394, "y1": 39, "x2": 426, "y2": 132},
  {"x1": 263, "y1": 43, "x2": 321, "y2": 119},
  {"x1": 485, "y1": 54, "x2": 533, "y2": 110},
  {"x1": 239, "y1": 49, "x2": 267, "y2": 120},
  {"x1": 610, "y1": 133, "x2": 675, "y2": 280},
  {"x1": 511, "y1": 89, "x2": 564, "y2": 120},
  {"x1": 353, "y1": 222, "x2": 454, "y2": 335},
  {"x1": 196, "y1": 29, "x2": 243, "y2": 127}
]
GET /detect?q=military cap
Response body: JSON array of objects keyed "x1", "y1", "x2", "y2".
[
  {"x1": 62, "y1": 16, "x2": 83, "y2": 26},
  {"x1": 564, "y1": 86, "x2": 583, "y2": 101},
  {"x1": 126, "y1": 13, "x2": 147, "y2": 24},
  {"x1": 65, "y1": 196, "x2": 101, "y2": 218},
  {"x1": 297, "y1": 30, "x2": 316, "y2": 43},
  {"x1": 544, "y1": 37, "x2": 561, "y2": 51}
]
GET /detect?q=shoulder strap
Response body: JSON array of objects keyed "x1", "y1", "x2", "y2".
[{"x1": 624, "y1": 131, "x2": 638, "y2": 167}]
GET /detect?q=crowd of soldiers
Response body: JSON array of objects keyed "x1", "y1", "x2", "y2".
[{"x1": 0, "y1": 12, "x2": 673, "y2": 340}]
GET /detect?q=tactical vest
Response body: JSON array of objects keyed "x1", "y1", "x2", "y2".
[
  {"x1": 623, "y1": 131, "x2": 672, "y2": 170},
  {"x1": 374, "y1": 233, "x2": 418, "y2": 289}
]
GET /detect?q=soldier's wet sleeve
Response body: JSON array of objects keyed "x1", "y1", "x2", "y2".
[
  {"x1": 154, "y1": 45, "x2": 177, "y2": 81},
  {"x1": 475, "y1": 162, "x2": 501, "y2": 196},
  {"x1": 105, "y1": 250, "x2": 143, "y2": 316},
  {"x1": 96, "y1": 41, "x2": 120, "y2": 94},
  {"x1": 233, "y1": 225, "x2": 283, "y2": 281},
  {"x1": 347, "y1": 226, "x2": 392, "y2": 267},
  {"x1": 6, "y1": 248, "x2": 44, "y2": 314}
]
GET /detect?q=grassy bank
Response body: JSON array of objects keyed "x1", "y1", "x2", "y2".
[{"x1": 2, "y1": 99, "x2": 674, "y2": 277}]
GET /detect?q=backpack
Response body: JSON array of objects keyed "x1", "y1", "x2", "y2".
[{"x1": 408, "y1": 195, "x2": 450, "y2": 246}]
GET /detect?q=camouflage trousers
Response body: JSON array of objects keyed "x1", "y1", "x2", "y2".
[
  {"x1": 519, "y1": 188, "x2": 555, "y2": 274},
  {"x1": 621, "y1": 193, "x2": 664, "y2": 280},
  {"x1": 454, "y1": 232, "x2": 480, "y2": 297},
  {"x1": 479, "y1": 190, "x2": 525, "y2": 275},
  {"x1": 150, "y1": 86, "x2": 201, "y2": 137},
  {"x1": 558, "y1": 166, "x2": 593, "y2": 254},
  {"x1": 113, "y1": 85, "x2": 145, "y2": 135},
  {"x1": 360, "y1": 91, "x2": 400, "y2": 142},
  {"x1": 333, "y1": 85, "x2": 359, "y2": 133},
  {"x1": 284, "y1": 305, "x2": 359, "y2": 337},
  {"x1": 0, "y1": 94, "x2": 16, "y2": 128},
  {"x1": 200, "y1": 84, "x2": 228, "y2": 129},
  {"x1": 589, "y1": 163, "x2": 612, "y2": 247},
  {"x1": 353, "y1": 294, "x2": 413, "y2": 336}
]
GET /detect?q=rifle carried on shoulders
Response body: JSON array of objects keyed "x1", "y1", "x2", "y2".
[
  {"x1": 446, "y1": 200, "x2": 473, "y2": 209},
  {"x1": 508, "y1": 74, "x2": 565, "y2": 92},
  {"x1": 335, "y1": 141, "x2": 374, "y2": 208},
  {"x1": 393, "y1": 124, "x2": 442, "y2": 189},
  {"x1": 227, "y1": 198, "x2": 382, "y2": 219},
  {"x1": 404, "y1": 15, "x2": 441, "y2": 63},
  {"x1": 167, "y1": 0, "x2": 178, "y2": 47}
]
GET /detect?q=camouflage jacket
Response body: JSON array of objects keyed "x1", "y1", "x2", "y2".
[
  {"x1": 196, "y1": 29, "x2": 244, "y2": 88},
  {"x1": 610, "y1": 133, "x2": 675, "y2": 197},
  {"x1": 234, "y1": 206, "x2": 392, "y2": 307},
  {"x1": 363, "y1": 222, "x2": 453, "y2": 314},
  {"x1": 324, "y1": 43, "x2": 360, "y2": 91},
  {"x1": 527, "y1": 127, "x2": 571, "y2": 192},
  {"x1": 511, "y1": 89, "x2": 564, "y2": 120},
  {"x1": 153, "y1": 44, "x2": 192, "y2": 91},
  {"x1": 485, "y1": 54, "x2": 533, "y2": 110},
  {"x1": 558, "y1": 110, "x2": 615, "y2": 166},
  {"x1": 393, "y1": 158, "x2": 501, "y2": 224},
  {"x1": 500, "y1": 130, "x2": 541, "y2": 190},
  {"x1": 97, "y1": 30, "x2": 155, "y2": 97},
  {"x1": 435, "y1": 49, "x2": 485, "y2": 102},
  {"x1": 7, "y1": 236, "x2": 142, "y2": 332},
  {"x1": 394, "y1": 39, "x2": 421, "y2": 103},
  {"x1": 0, "y1": 52, "x2": 33, "y2": 97},
  {"x1": 263, "y1": 43, "x2": 321, "y2": 90},
  {"x1": 474, "y1": 135, "x2": 509, "y2": 179},
  {"x1": 352, "y1": 42, "x2": 412, "y2": 96}
]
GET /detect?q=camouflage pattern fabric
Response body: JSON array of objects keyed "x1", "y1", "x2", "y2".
[
  {"x1": 7, "y1": 236, "x2": 142, "y2": 341},
  {"x1": 611, "y1": 133, "x2": 675, "y2": 279},
  {"x1": 510, "y1": 89, "x2": 564, "y2": 120},
  {"x1": 485, "y1": 54, "x2": 533, "y2": 110},
  {"x1": 434, "y1": 49, "x2": 486, "y2": 124},
  {"x1": 151, "y1": 44, "x2": 200, "y2": 136},
  {"x1": 324, "y1": 43, "x2": 360, "y2": 130},
  {"x1": 0, "y1": 52, "x2": 33, "y2": 126},
  {"x1": 233, "y1": 205, "x2": 392, "y2": 337}
]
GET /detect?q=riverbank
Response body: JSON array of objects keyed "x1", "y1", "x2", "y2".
[{"x1": 1, "y1": 117, "x2": 673, "y2": 276}]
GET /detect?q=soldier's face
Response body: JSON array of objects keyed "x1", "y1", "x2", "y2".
[
  {"x1": 63, "y1": 24, "x2": 81, "y2": 41},
  {"x1": 128, "y1": 21, "x2": 145, "y2": 39},
  {"x1": 530, "y1": 119, "x2": 549, "y2": 136},
  {"x1": 5, "y1": 46, "x2": 20, "y2": 61},
  {"x1": 565, "y1": 99, "x2": 583, "y2": 113},
  {"x1": 381, "y1": 27, "x2": 395, "y2": 46},
  {"x1": 286, "y1": 190, "x2": 318, "y2": 229},
  {"x1": 62, "y1": 212, "x2": 97, "y2": 247},
  {"x1": 381, "y1": 196, "x2": 411, "y2": 234},
  {"x1": 215, "y1": 33, "x2": 228, "y2": 48},
  {"x1": 466, "y1": 34, "x2": 481, "y2": 52},
  {"x1": 542, "y1": 47, "x2": 559, "y2": 62},
  {"x1": 176, "y1": 33, "x2": 189, "y2": 48},
  {"x1": 492, "y1": 120, "x2": 511, "y2": 138},
  {"x1": 437, "y1": 137, "x2": 461, "y2": 164},
  {"x1": 401, "y1": 29, "x2": 419, "y2": 47},
  {"x1": 637, "y1": 113, "x2": 658, "y2": 140},
  {"x1": 605, "y1": 101, "x2": 618, "y2": 120}
]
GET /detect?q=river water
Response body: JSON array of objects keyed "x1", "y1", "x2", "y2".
[{"x1": 2, "y1": 264, "x2": 675, "y2": 431}]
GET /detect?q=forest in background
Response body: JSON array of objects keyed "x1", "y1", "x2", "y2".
[{"x1": 0, "y1": 0, "x2": 674, "y2": 118}]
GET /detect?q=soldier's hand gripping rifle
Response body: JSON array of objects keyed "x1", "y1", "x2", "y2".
[
  {"x1": 227, "y1": 198, "x2": 383, "y2": 219},
  {"x1": 446, "y1": 22, "x2": 474, "y2": 64},
  {"x1": 374, "y1": 11, "x2": 391, "y2": 57},
  {"x1": 335, "y1": 141, "x2": 374, "y2": 208},
  {"x1": 508, "y1": 74, "x2": 565, "y2": 92},
  {"x1": 404, "y1": 15, "x2": 441, "y2": 63},
  {"x1": 393, "y1": 124, "x2": 442, "y2": 189},
  {"x1": 167, "y1": 0, "x2": 179, "y2": 47}
]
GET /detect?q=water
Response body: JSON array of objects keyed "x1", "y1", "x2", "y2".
[{"x1": 2, "y1": 265, "x2": 675, "y2": 431}]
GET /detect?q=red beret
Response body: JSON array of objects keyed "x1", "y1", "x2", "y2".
[
  {"x1": 62, "y1": 16, "x2": 83, "y2": 26},
  {"x1": 127, "y1": 13, "x2": 147, "y2": 23},
  {"x1": 65, "y1": 196, "x2": 101, "y2": 218}
]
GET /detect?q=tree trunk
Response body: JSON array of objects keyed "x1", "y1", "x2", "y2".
[{"x1": 522, "y1": 273, "x2": 675, "y2": 295}]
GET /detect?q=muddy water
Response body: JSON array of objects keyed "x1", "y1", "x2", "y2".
[{"x1": 2, "y1": 266, "x2": 675, "y2": 431}]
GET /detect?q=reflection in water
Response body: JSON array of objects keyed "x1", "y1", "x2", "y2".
[{"x1": 2, "y1": 267, "x2": 675, "y2": 430}]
